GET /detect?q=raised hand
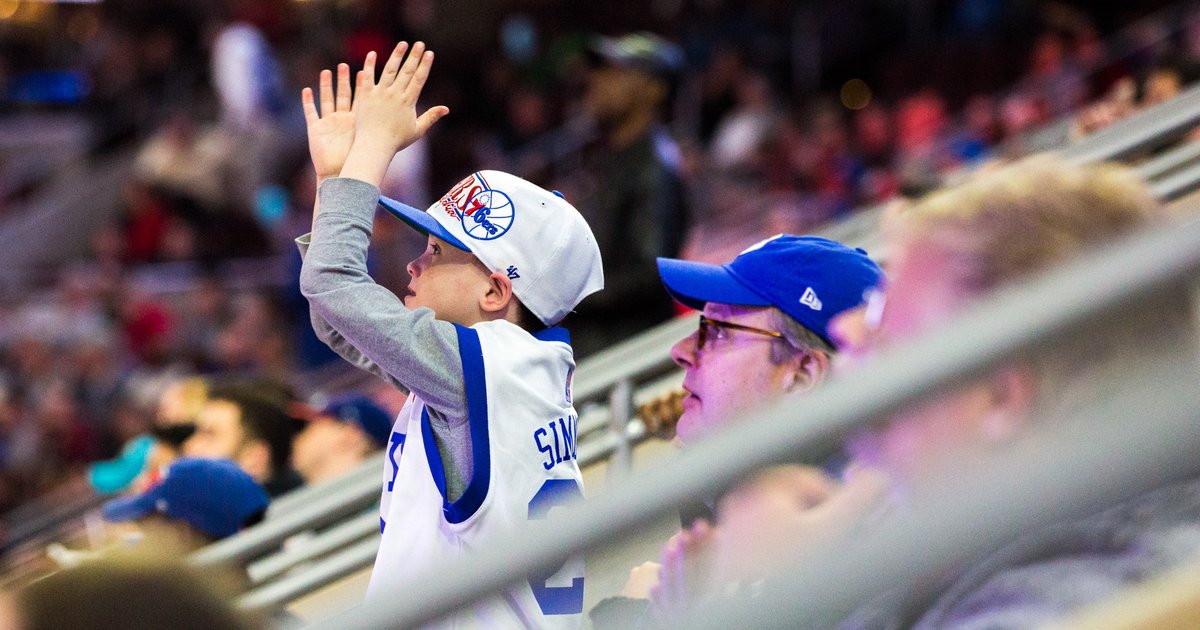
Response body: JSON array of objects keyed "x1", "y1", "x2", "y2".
[
  {"x1": 341, "y1": 41, "x2": 449, "y2": 187},
  {"x1": 302, "y1": 62, "x2": 358, "y2": 182}
]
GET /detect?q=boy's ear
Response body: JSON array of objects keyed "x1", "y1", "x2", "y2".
[{"x1": 480, "y1": 272, "x2": 516, "y2": 316}]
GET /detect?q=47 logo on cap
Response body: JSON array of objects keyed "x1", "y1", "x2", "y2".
[{"x1": 439, "y1": 172, "x2": 516, "y2": 241}]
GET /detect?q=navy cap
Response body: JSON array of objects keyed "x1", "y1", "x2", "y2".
[
  {"x1": 319, "y1": 395, "x2": 393, "y2": 448},
  {"x1": 102, "y1": 458, "x2": 269, "y2": 540},
  {"x1": 657, "y1": 235, "x2": 885, "y2": 348}
]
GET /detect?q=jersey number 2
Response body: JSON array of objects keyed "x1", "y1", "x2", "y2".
[{"x1": 527, "y1": 479, "x2": 584, "y2": 615}]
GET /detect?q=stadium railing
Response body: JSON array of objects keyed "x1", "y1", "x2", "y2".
[{"x1": 194, "y1": 80, "x2": 1200, "y2": 616}]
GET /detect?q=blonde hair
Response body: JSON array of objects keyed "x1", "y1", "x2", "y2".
[
  {"x1": 898, "y1": 155, "x2": 1198, "y2": 416},
  {"x1": 899, "y1": 155, "x2": 1163, "y2": 293}
]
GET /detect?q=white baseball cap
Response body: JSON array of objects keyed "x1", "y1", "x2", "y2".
[{"x1": 379, "y1": 170, "x2": 604, "y2": 326}]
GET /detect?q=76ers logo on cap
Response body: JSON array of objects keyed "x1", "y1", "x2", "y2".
[
  {"x1": 461, "y1": 188, "x2": 515, "y2": 240},
  {"x1": 439, "y1": 172, "x2": 517, "y2": 241}
]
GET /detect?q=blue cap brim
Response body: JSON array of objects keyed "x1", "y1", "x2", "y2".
[
  {"x1": 101, "y1": 492, "x2": 155, "y2": 523},
  {"x1": 656, "y1": 257, "x2": 771, "y2": 311},
  {"x1": 378, "y1": 196, "x2": 472, "y2": 252}
]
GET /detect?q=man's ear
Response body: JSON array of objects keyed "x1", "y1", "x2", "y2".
[
  {"x1": 979, "y1": 365, "x2": 1036, "y2": 442},
  {"x1": 480, "y1": 272, "x2": 516, "y2": 316},
  {"x1": 784, "y1": 350, "x2": 831, "y2": 394}
]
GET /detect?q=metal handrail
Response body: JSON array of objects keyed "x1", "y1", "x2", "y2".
[
  {"x1": 1151, "y1": 155, "x2": 1200, "y2": 201},
  {"x1": 188, "y1": 468, "x2": 380, "y2": 569},
  {"x1": 310, "y1": 205, "x2": 1200, "y2": 628},
  {"x1": 1060, "y1": 83, "x2": 1200, "y2": 165},
  {"x1": 263, "y1": 457, "x2": 380, "y2": 521},
  {"x1": 247, "y1": 512, "x2": 380, "y2": 584},
  {"x1": 238, "y1": 536, "x2": 381, "y2": 612},
  {"x1": 1135, "y1": 138, "x2": 1200, "y2": 181}
]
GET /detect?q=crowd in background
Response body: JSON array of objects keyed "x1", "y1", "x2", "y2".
[{"x1": 0, "y1": 0, "x2": 1197, "y2": 535}]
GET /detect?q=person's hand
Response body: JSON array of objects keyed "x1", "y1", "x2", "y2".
[
  {"x1": 620, "y1": 561, "x2": 662, "y2": 598},
  {"x1": 650, "y1": 519, "x2": 716, "y2": 623},
  {"x1": 340, "y1": 41, "x2": 449, "y2": 187},
  {"x1": 714, "y1": 465, "x2": 888, "y2": 584},
  {"x1": 302, "y1": 63, "x2": 357, "y2": 182},
  {"x1": 637, "y1": 389, "x2": 685, "y2": 439}
]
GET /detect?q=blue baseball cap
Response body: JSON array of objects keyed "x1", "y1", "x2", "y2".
[
  {"x1": 102, "y1": 458, "x2": 269, "y2": 540},
  {"x1": 318, "y1": 395, "x2": 393, "y2": 448},
  {"x1": 657, "y1": 235, "x2": 885, "y2": 348}
]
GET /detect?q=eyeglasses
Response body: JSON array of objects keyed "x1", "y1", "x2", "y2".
[{"x1": 697, "y1": 315, "x2": 782, "y2": 351}]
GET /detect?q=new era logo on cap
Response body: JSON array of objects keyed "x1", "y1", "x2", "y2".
[
  {"x1": 800, "y1": 287, "x2": 823, "y2": 311},
  {"x1": 379, "y1": 171, "x2": 605, "y2": 326}
]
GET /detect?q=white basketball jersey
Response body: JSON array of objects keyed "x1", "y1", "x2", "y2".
[{"x1": 368, "y1": 321, "x2": 585, "y2": 629}]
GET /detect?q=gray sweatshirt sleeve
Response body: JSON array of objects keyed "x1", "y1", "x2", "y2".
[
  {"x1": 296, "y1": 234, "x2": 407, "y2": 391},
  {"x1": 298, "y1": 177, "x2": 467, "y2": 418}
]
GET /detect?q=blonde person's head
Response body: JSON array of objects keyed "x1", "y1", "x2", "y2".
[
  {"x1": 898, "y1": 155, "x2": 1162, "y2": 294},
  {"x1": 914, "y1": 156, "x2": 1195, "y2": 409}
]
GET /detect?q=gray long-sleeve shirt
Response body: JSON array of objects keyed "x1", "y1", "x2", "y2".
[{"x1": 297, "y1": 177, "x2": 470, "y2": 499}]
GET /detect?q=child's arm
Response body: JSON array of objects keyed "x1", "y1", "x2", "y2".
[
  {"x1": 298, "y1": 44, "x2": 463, "y2": 415},
  {"x1": 298, "y1": 58, "x2": 406, "y2": 388},
  {"x1": 339, "y1": 40, "x2": 449, "y2": 188},
  {"x1": 301, "y1": 60, "x2": 356, "y2": 226}
]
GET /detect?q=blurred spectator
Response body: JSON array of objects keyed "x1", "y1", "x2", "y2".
[
  {"x1": 183, "y1": 380, "x2": 303, "y2": 497},
  {"x1": 88, "y1": 375, "x2": 207, "y2": 495},
  {"x1": 101, "y1": 457, "x2": 268, "y2": 546},
  {"x1": 568, "y1": 32, "x2": 689, "y2": 355},
  {"x1": 132, "y1": 114, "x2": 232, "y2": 213},
  {"x1": 893, "y1": 90, "x2": 951, "y2": 191},
  {"x1": 4, "y1": 554, "x2": 257, "y2": 630},
  {"x1": 1017, "y1": 32, "x2": 1088, "y2": 117},
  {"x1": 292, "y1": 395, "x2": 391, "y2": 485}
]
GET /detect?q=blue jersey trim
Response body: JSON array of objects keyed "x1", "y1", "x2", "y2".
[
  {"x1": 533, "y1": 326, "x2": 571, "y2": 346},
  {"x1": 421, "y1": 324, "x2": 492, "y2": 524}
]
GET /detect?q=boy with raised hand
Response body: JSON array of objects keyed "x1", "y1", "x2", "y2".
[{"x1": 298, "y1": 42, "x2": 602, "y2": 627}]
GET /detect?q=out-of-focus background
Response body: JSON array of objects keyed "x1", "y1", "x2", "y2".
[{"x1": 0, "y1": 0, "x2": 1199, "y2": 626}]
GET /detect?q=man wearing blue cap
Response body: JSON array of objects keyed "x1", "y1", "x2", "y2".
[
  {"x1": 657, "y1": 234, "x2": 884, "y2": 445},
  {"x1": 590, "y1": 234, "x2": 884, "y2": 627},
  {"x1": 292, "y1": 395, "x2": 393, "y2": 485}
]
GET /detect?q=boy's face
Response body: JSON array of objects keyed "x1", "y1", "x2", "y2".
[{"x1": 405, "y1": 235, "x2": 495, "y2": 326}]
